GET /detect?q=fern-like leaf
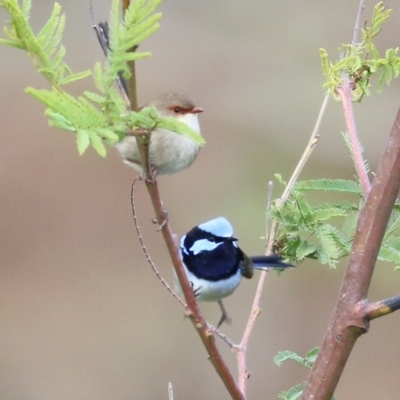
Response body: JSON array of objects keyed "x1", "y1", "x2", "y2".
[
  {"x1": 295, "y1": 179, "x2": 362, "y2": 195},
  {"x1": 0, "y1": 0, "x2": 91, "y2": 86},
  {"x1": 278, "y1": 383, "x2": 305, "y2": 400},
  {"x1": 314, "y1": 224, "x2": 340, "y2": 268}
]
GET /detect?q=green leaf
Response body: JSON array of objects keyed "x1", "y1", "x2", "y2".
[
  {"x1": 304, "y1": 347, "x2": 320, "y2": 364},
  {"x1": 274, "y1": 174, "x2": 287, "y2": 186},
  {"x1": 295, "y1": 179, "x2": 362, "y2": 195},
  {"x1": 278, "y1": 383, "x2": 305, "y2": 400},
  {"x1": 295, "y1": 240, "x2": 318, "y2": 260},
  {"x1": 311, "y1": 208, "x2": 348, "y2": 222},
  {"x1": 379, "y1": 244, "x2": 400, "y2": 268},
  {"x1": 274, "y1": 348, "x2": 319, "y2": 369},
  {"x1": 83, "y1": 91, "x2": 106, "y2": 105},
  {"x1": 59, "y1": 69, "x2": 92, "y2": 85},
  {"x1": 157, "y1": 116, "x2": 205, "y2": 145},
  {"x1": 76, "y1": 130, "x2": 90, "y2": 155},
  {"x1": 385, "y1": 211, "x2": 400, "y2": 237},
  {"x1": 313, "y1": 201, "x2": 359, "y2": 212},
  {"x1": 89, "y1": 132, "x2": 107, "y2": 157},
  {"x1": 95, "y1": 128, "x2": 119, "y2": 142},
  {"x1": 315, "y1": 224, "x2": 340, "y2": 268},
  {"x1": 100, "y1": 0, "x2": 161, "y2": 97},
  {"x1": 274, "y1": 351, "x2": 308, "y2": 367},
  {"x1": 0, "y1": 0, "x2": 92, "y2": 87},
  {"x1": 1, "y1": 0, "x2": 165, "y2": 159}
]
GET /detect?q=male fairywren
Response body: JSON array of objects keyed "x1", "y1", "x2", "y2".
[{"x1": 176, "y1": 217, "x2": 293, "y2": 327}]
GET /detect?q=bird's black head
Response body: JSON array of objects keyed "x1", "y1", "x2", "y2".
[{"x1": 180, "y1": 217, "x2": 242, "y2": 281}]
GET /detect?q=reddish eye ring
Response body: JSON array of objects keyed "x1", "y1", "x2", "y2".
[{"x1": 174, "y1": 107, "x2": 181, "y2": 113}]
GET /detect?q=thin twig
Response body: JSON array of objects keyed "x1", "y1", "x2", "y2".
[
  {"x1": 235, "y1": 181, "x2": 274, "y2": 394},
  {"x1": 365, "y1": 294, "x2": 400, "y2": 320},
  {"x1": 335, "y1": 1, "x2": 370, "y2": 196},
  {"x1": 235, "y1": 94, "x2": 328, "y2": 395},
  {"x1": 208, "y1": 324, "x2": 235, "y2": 348},
  {"x1": 352, "y1": 0, "x2": 365, "y2": 47},
  {"x1": 130, "y1": 177, "x2": 186, "y2": 307},
  {"x1": 265, "y1": 181, "x2": 273, "y2": 241},
  {"x1": 168, "y1": 382, "x2": 173, "y2": 400},
  {"x1": 267, "y1": 93, "x2": 328, "y2": 248},
  {"x1": 89, "y1": 0, "x2": 130, "y2": 107},
  {"x1": 122, "y1": 0, "x2": 138, "y2": 111},
  {"x1": 336, "y1": 81, "x2": 371, "y2": 196},
  {"x1": 280, "y1": 94, "x2": 328, "y2": 204}
]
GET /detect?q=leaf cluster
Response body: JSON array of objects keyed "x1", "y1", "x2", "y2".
[
  {"x1": 0, "y1": 0, "x2": 91, "y2": 85},
  {"x1": 320, "y1": 2, "x2": 400, "y2": 101},
  {"x1": 0, "y1": 0, "x2": 205, "y2": 157},
  {"x1": 271, "y1": 176, "x2": 400, "y2": 269}
]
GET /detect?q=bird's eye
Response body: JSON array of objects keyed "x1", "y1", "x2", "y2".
[{"x1": 173, "y1": 107, "x2": 181, "y2": 113}]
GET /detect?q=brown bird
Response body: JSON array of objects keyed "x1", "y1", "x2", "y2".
[{"x1": 117, "y1": 92, "x2": 203, "y2": 175}]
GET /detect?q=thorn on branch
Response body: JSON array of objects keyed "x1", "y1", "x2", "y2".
[{"x1": 152, "y1": 209, "x2": 169, "y2": 231}]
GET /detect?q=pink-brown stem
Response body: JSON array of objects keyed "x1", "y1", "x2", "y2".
[
  {"x1": 235, "y1": 94, "x2": 327, "y2": 395},
  {"x1": 301, "y1": 106, "x2": 400, "y2": 399},
  {"x1": 336, "y1": 79, "x2": 371, "y2": 196},
  {"x1": 134, "y1": 135, "x2": 245, "y2": 400}
]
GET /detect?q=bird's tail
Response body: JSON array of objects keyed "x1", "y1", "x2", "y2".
[{"x1": 250, "y1": 255, "x2": 294, "y2": 269}]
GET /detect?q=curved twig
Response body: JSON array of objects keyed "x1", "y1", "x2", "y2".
[{"x1": 130, "y1": 177, "x2": 186, "y2": 307}]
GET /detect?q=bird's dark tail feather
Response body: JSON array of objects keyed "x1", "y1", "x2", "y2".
[{"x1": 250, "y1": 255, "x2": 294, "y2": 269}]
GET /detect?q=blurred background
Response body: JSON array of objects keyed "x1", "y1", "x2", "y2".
[{"x1": 1, "y1": 1, "x2": 400, "y2": 399}]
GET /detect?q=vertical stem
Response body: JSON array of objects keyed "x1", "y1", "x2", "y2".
[
  {"x1": 301, "y1": 107, "x2": 400, "y2": 399},
  {"x1": 128, "y1": 59, "x2": 138, "y2": 111},
  {"x1": 235, "y1": 95, "x2": 328, "y2": 394},
  {"x1": 122, "y1": 0, "x2": 138, "y2": 111},
  {"x1": 337, "y1": 80, "x2": 371, "y2": 196}
]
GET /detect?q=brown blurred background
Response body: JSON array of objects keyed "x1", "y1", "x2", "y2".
[{"x1": 1, "y1": 1, "x2": 400, "y2": 399}]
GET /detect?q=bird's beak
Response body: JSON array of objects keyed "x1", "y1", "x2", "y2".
[{"x1": 191, "y1": 107, "x2": 204, "y2": 114}]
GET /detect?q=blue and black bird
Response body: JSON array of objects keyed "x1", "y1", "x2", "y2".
[{"x1": 177, "y1": 217, "x2": 293, "y2": 327}]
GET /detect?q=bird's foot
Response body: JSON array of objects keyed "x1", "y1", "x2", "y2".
[
  {"x1": 217, "y1": 300, "x2": 232, "y2": 328},
  {"x1": 138, "y1": 165, "x2": 157, "y2": 184}
]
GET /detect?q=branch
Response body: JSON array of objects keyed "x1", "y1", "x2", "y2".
[
  {"x1": 336, "y1": 80, "x2": 371, "y2": 196},
  {"x1": 136, "y1": 142, "x2": 245, "y2": 399},
  {"x1": 130, "y1": 172, "x2": 236, "y2": 349},
  {"x1": 279, "y1": 94, "x2": 328, "y2": 204},
  {"x1": 334, "y1": 2, "x2": 370, "y2": 197},
  {"x1": 302, "y1": 106, "x2": 400, "y2": 400},
  {"x1": 122, "y1": 0, "x2": 138, "y2": 111},
  {"x1": 364, "y1": 295, "x2": 400, "y2": 320},
  {"x1": 121, "y1": 3, "x2": 243, "y2": 398},
  {"x1": 352, "y1": 0, "x2": 365, "y2": 47},
  {"x1": 234, "y1": 94, "x2": 328, "y2": 396}
]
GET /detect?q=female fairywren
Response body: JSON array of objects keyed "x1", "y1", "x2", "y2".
[
  {"x1": 117, "y1": 92, "x2": 203, "y2": 175},
  {"x1": 176, "y1": 217, "x2": 293, "y2": 327},
  {"x1": 92, "y1": 23, "x2": 204, "y2": 175}
]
